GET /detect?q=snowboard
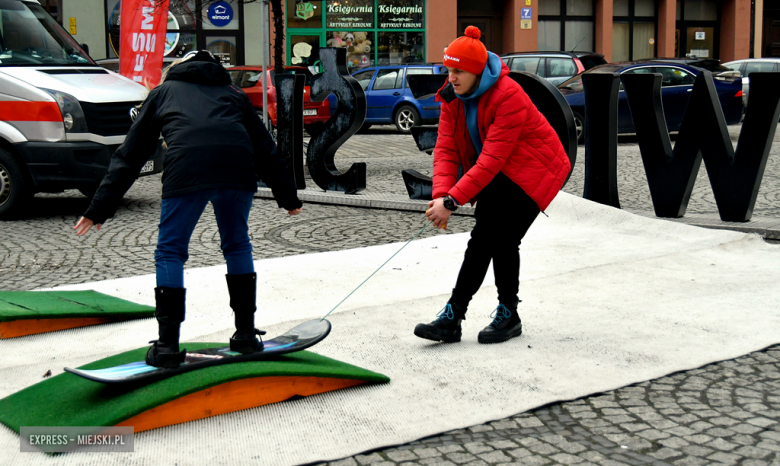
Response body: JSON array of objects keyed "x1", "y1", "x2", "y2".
[{"x1": 64, "y1": 319, "x2": 331, "y2": 384}]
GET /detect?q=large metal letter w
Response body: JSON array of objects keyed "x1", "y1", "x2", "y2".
[{"x1": 622, "y1": 71, "x2": 780, "y2": 222}]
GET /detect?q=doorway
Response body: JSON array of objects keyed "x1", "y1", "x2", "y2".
[
  {"x1": 676, "y1": 0, "x2": 719, "y2": 59},
  {"x1": 683, "y1": 26, "x2": 715, "y2": 58},
  {"x1": 764, "y1": 9, "x2": 780, "y2": 57},
  {"x1": 458, "y1": 18, "x2": 492, "y2": 51},
  {"x1": 457, "y1": 0, "x2": 504, "y2": 54}
]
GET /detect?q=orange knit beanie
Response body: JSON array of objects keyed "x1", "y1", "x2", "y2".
[{"x1": 443, "y1": 26, "x2": 488, "y2": 75}]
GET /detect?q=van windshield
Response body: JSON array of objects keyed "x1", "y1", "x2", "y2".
[{"x1": 0, "y1": 0, "x2": 93, "y2": 66}]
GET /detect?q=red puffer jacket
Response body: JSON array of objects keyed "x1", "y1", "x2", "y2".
[{"x1": 433, "y1": 62, "x2": 570, "y2": 211}]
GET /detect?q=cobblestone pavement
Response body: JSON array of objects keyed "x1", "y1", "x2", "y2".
[
  {"x1": 326, "y1": 347, "x2": 780, "y2": 466},
  {"x1": 1, "y1": 124, "x2": 779, "y2": 465}
]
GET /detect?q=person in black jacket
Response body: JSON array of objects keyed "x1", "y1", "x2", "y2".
[{"x1": 74, "y1": 50, "x2": 302, "y2": 368}]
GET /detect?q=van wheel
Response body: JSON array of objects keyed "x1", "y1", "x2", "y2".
[
  {"x1": 394, "y1": 105, "x2": 419, "y2": 133},
  {"x1": 0, "y1": 148, "x2": 32, "y2": 219}
]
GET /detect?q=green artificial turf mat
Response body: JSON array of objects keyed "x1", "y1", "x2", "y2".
[
  {"x1": 0, "y1": 343, "x2": 390, "y2": 433},
  {"x1": 0, "y1": 291, "x2": 154, "y2": 322}
]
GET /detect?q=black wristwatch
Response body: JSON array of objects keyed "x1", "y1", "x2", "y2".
[{"x1": 443, "y1": 196, "x2": 459, "y2": 212}]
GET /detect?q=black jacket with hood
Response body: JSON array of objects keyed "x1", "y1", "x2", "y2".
[{"x1": 83, "y1": 58, "x2": 301, "y2": 224}]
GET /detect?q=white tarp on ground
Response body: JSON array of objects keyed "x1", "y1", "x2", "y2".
[{"x1": 1, "y1": 192, "x2": 779, "y2": 466}]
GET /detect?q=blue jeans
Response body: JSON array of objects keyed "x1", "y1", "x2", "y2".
[{"x1": 155, "y1": 189, "x2": 255, "y2": 288}]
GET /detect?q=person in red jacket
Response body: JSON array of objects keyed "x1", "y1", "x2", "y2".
[{"x1": 415, "y1": 26, "x2": 571, "y2": 344}]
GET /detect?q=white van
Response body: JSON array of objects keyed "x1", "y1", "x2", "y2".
[{"x1": 0, "y1": 0, "x2": 164, "y2": 218}]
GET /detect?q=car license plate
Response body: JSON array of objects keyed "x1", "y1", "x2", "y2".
[
  {"x1": 303, "y1": 109, "x2": 317, "y2": 116},
  {"x1": 140, "y1": 161, "x2": 154, "y2": 173}
]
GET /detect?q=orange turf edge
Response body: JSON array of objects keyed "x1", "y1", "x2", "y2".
[
  {"x1": 0, "y1": 317, "x2": 118, "y2": 338},
  {"x1": 116, "y1": 376, "x2": 366, "y2": 432}
]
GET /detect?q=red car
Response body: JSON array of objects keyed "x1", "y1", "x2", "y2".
[{"x1": 227, "y1": 66, "x2": 331, "y2": 134}]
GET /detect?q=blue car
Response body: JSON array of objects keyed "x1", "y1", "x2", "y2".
[
  {"x1": 351, "y1": 64, "x2": 447, "y2": 133},
  {"x1": 556, "y1": 59, "x2": 744, "y2": 144}
]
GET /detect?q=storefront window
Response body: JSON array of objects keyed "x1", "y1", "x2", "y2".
[
  {"x1": 207, "y1": 36, "x2": 237, "y2": 66},
  {"x1": 377, "y1": 31, "x2": 423, "y2": 65},
  {"x1": 686, "y1": 27, "x2": 714, "y2": 58},
  {"x1": 683, "y1": 0, "x2": 717, "y2": 21},
  {"x1": 564, "y1": 21, "x2": 593, "y2": 51},
  {"x1": 616, "y1": 0, "x2": 654, "y2": 17},
  {"x1": 326, "y1": 0, "x2": 373, "y2": 29},
  {"x1": 613, "y1": 22, "x2": 630, "y2": 61},
  {"x1": 291, "y1": 35, "x2": 321, "y2": 67},
  {"x1": 105, "y1": 0, "x2": 197, "y2": 59},
  {"x1": 614, "y1": 0, "x2": 630, "y2": 17},
  {"x1": 634, "y1": 0, "x2": 654, "y2": 17},
  {"x1": 538, "y1": 21, "x2": 562, "y2": 50},
  {"x1": 327, "y1": 31, "x2": 375, "y2": 68},
  {"x1": 288, "y1": 0, "x2": 324, "y2": 29},
  {"x1": 540, "y1": 0, "x2": 561, "y2": 16},
  {"x1": 566, "y1": 0, "x2": 593, "y2": 16},
  {"x1": 677, "y1": 0, "x2": 718, "y2": 59},
  {"x1": 539, "y1": 0, "x2": 594, "y2": 52},
  {"x1": 377, "y1": 0, "x2": 424, "y2": 29},
  {"x1": 613, "y1": 0, "x2": 657, "y2": 61},
  {"x1": 632, "y1": 22, "x2": 655, "y2": 59},
  {"x1": 287, "y1": 1, "x2": 425, "y2": 70}
]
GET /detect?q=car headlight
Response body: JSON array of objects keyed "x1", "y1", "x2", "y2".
[{"x1": 39, "y1": 88, "x2": 88, "y2": 133}]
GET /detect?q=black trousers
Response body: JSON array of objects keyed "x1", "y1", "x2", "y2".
[{"x1": 450, "y1": 173, "x2": 540, "y2": 309}]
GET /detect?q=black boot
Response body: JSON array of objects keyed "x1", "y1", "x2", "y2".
[
  {"x1": 478, "y1": 300, "x2": 522, "y2": 344},
  {"x1": 226, "y1": 273, "x2": 266, "y2": 354},
  {"x1": 414, "y1": 302, "x2": 466, "y2": 343},
  {"x1": 146, "y1": 287, "x2": 187, "y2": 368}
]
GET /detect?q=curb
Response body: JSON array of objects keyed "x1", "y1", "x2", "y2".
[
  {"x1": 255, "y1": 188, "x2": 780, "y2": 239},
  {"x1": 630, "y1": 211, "x2": 780, "y2": 240},
  {"x1": 255, "y1": 187, "x2": 476, "y2": 216}
]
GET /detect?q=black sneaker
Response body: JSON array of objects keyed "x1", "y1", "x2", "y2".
[
  {"x1": 230, "y1": 328, "x2": 267, "y2": 354},
  {"x1": 414, "y1": 303, "x2": 465, "y2": 343},
  {"x1": 145, "y1": 340, "x2": 187, "y2": 368},
  {"x1": 478, "y1": 304, "x2": 522, "y2": 344}
]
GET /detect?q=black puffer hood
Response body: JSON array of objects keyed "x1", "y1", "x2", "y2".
[{"x1": 165, "y1": 60, "x2": 231, "y2": 86}]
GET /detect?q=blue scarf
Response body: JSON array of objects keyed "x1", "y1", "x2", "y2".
[{"x1": 455, "y1": 51, "x2": 503, "y2": 157}]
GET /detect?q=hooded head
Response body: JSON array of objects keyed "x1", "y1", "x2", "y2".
[{"x1": 162, "y1": 49, "x2": 230, "y2": 86}]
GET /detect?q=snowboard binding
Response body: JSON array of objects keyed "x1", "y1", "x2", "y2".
[
  {"x1": 230, "y1": 328, "x2": 267, "y2": 354},
  {"x1": 145, "y1": 340, "x2": 187, "y2": 368}
]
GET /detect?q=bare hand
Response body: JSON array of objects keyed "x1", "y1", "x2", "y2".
[
  {"x1": 74, "y1": 216, "x2": 102, "y2": 236},
  {"x1": 288, "y1": 207, "x2": 303, "y2": 216},
  {"x1": 426, "y1": 198, "x2": 452, "y2": 230}
]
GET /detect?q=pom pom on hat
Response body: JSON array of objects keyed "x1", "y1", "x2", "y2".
[
  {"x1": 443, "y1": 26, "x2": 488, "y2": 75},
  {"x1": 464, "y1": 26, "x2": 481, "y2": 40}
]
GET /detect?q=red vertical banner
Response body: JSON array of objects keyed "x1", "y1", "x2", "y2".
[{"x1": 119, "y1": 0, "x2": 170, "y2": 87}]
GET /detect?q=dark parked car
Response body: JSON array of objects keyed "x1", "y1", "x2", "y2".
[
  {"x1": 557, "y1": 60, "x2": 744, "y2": 143},
  {"x1": 500, "y1": 51, "x2": 607, "y2": 86},
  {"x1": 723, "y1": 58, "x2": 780, "y2": 107},
  {"x1": 351, "y1": 64, "x2": 447, "y2": 133},
  {"x1": 227, "y1": 66, "x2": 333, "y2": 135}
]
